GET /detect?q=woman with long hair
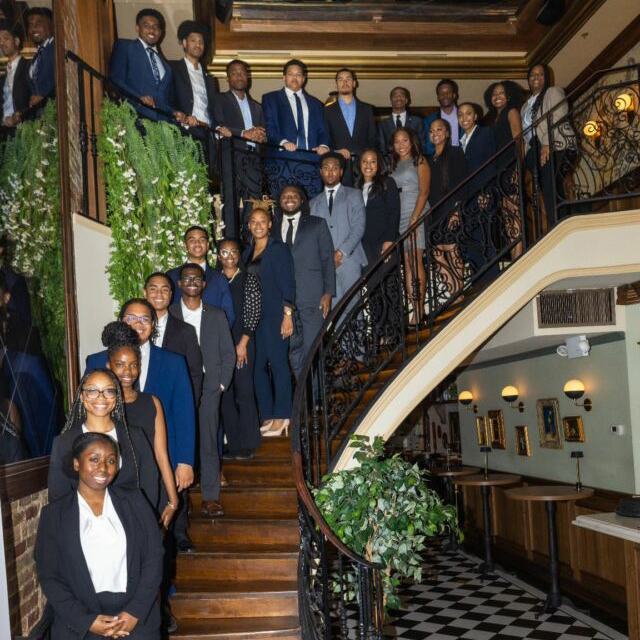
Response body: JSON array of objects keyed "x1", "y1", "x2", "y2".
[{"x1": 388, "y1": 127, "x2": 430, "y2": 325}]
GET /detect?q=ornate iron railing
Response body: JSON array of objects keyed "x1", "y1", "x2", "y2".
[{"x1": 291, "y1": 64, "x2": 640, "y2": 639}]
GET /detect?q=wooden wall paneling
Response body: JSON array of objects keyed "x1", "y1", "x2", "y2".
[
  {"x1": 624, "y1": 540, "x2": 640, "y2": 640},
  {"x1": 494, "y1": 487, "x2": 528, "y2": 547},
  {"x1": 529, "y1": 501, "x2": 549, "y2": 557},
  {"x1": 555, "y1": 502, "x2": 573, "y2": 566}
]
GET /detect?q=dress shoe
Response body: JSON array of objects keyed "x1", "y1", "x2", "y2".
[
  {"x1": 175, "y1": 536, "x2": 194, "y2": 553},
  {"x1": 264, "y1": 419, "x2": 289, "y2": 437},
  {"x1": 201, "y1": 500, "x2": 225, "y2": 517},
  {"x1": 220, "y1": 472, "x2": 229, "y2": 487},
  {"x1": 260, "y1": 420, "x2": 274, "y2": 433},
  {"x1": 235, "y1": 449, "x2": 255, "y2": 460}
]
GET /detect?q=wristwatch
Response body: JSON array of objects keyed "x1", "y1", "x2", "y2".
[{"x1": 284, "y1": 308, "x2": 293, "y2": 317}]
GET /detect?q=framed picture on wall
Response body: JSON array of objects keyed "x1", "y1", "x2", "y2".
[
  {"x1": 475, "y1": 416, "x2": 488, "y2": 446},
  {"x1": 488, "y1": 410, "x2": 506, "y2": 449},
  {"x1": 448, "y1": 412, "x2": 461, "y2": 446},
  {"x1": 514, "y1": 425, "x2": 531, "y2": 456},
  {"x1": 562, "y1": 416, "x2": 585, "y2": 442},
  {"x1": 536, "y1": 398, "x2": 563, "y2": 449}
]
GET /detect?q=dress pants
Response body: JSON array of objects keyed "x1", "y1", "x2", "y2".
[
  {"x1": 254, "y1": 321, "x2": 292, "y2": 420},
  {"x1": 199, "y1": 388, "x2": 222, "y2": 501},
  {"x1": 221, "y1": 340, "x2": 261, "y2": 451},
  {"x1": 289, "y1": 306, "x2": 324, "y2": 380}
]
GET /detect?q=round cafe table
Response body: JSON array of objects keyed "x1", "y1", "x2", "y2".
[
  {"x1": 454, "y1": 474, "x2": 522, "y2": 576},
  {"x1": 431, "y1": 466, "x2": 480, "y2": 552},
  {"x1": 505, "y1": 485, "x2": 594, "y2": 615}
]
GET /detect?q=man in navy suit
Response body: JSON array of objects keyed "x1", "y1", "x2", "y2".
[
  {"x1": 166, "y1": 225, "x2": 235, "y2": 325},
  {"x1": 378, "y1": 87, "x2": 425, "y2": 159},
  {"x1": 423, "y1": 79, "x2": 464, "y2": 156},
  {"x1": 25, "y1": 7, "x2": 55, "y2": 109},
  {"x1": 109, "y1": 8, "x2": 183, "y2": 122},
  {"x1": 262, "y1": 59, "x2": 330, "y2": 199}
]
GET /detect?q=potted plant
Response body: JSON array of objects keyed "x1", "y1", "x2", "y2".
[{"x1": 313, "y1": 435, "x2": 460, "y2": 609}]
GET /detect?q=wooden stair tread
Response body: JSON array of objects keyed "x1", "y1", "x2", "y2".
[
  {"x1": 173, "y1": 579, "x2": 298, "y2": 595},
  {"x1": 190, "y1": 514, "x2": 297, "y2": 523},
  {"x1": 172, "y1": 616, "x2": 300, "y2": 638},
  {"x1": 180, "y1": 543, "x2": 298, "y2": 557}
]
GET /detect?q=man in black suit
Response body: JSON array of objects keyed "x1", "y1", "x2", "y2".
[
  {"x1": 0, "y1": 22, "x2": 30, "y2": 126},
  {"x1": 378, "y1": 86, "x2": 425, "y2": 157},
  {"x1": 25, "y1": 7, "x2": 55, "y2": 110},
  {"x1": 213, "y1": 59, "x2": 267, "y2": 236},
  {"x1": 324, "y1": 68, "x2": 377, "y2": 186},
  {"x1": 275, "y1": 185, "x2": 335, "y2": 379},
  {"x1": 143, "y1": 272, "x2": 203, "y2": 403},
  {"x1": 170, "y1": 264, "x2": 235, "y2": 518}
]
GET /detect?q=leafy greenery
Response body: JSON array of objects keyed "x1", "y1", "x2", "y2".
[
  {"x1": 0, "y1": 102, "x2": 66, "y2": 391},
  {"x1": 98, "y1": 100, "x2": 222, "y2": 306},
  {"x1": 314, "y1": 435, "x2": 460, "y2": 609}
]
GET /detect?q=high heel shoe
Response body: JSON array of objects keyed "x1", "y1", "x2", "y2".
[
  {"x1": 260, "y1": 420, "x2": 274, "y2": 434},
  {"x1": 264, "y1": 419, "x2": 289, "y2": 437}
]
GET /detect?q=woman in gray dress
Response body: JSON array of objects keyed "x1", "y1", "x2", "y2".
[{"x1": 389, "y1": 127, "x2": 431, "y2": 325}]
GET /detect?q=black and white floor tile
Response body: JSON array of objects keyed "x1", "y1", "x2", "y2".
[{"x1": 339, "y1": 547, "x2": 627, "y2": 640}]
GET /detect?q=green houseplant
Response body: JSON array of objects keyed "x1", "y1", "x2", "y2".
[{"x1": 313, "y1": 435, "x2": 460, "y2": 609}]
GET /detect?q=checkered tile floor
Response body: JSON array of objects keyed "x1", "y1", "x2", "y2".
[{"x1": 339, "y1": 547, "x2": 625, "y2": 640}]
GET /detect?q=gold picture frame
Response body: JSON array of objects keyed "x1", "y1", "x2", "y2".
[
  {"x1": 475, "y1": 416, "x2": 488, "y2": 446},
  {"x1": 514, "y1": 425, "x2": 531, "y2": 456},
  {"x1": 536, "y1": 398, "x2": 563, "y2": 449},
  {"x1": 487, "y1": 409, "x2": 506, "y2": 449},
  {"x1": 562, "y1": 416, "x2": 586, "y2": 442}
]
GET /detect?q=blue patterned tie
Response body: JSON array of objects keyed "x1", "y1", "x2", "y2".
[
  {"x1": 147, "y1": 47, "x2": 161, "y2": 84},
  {"x1": 294, "y1": 92, "x2": 306, "y2": 150}
]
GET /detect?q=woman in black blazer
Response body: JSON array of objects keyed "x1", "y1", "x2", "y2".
[
  {"x1": 36, "y1": 432, "x2": 163, "y2": 639},
  {"x1": 356, "y1": 148, "x2": 401, "y2": 267},
  {"x1": 243, "y1": 207, "x2": 295, "y2": 437},
  {"x1": 47, "y1": 369, "x2": 159, "y2": 509}
]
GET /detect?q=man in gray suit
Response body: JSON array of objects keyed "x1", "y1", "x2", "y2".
[
  {"x1": 170, "y1": 263, "x2": 235, "y2": 518},
  {"x1": 277, "y1": 185, "x2": 336, "y2": 379},
  {"x1": 309, "y1": 153, "x2": 367, "y2": 307}
]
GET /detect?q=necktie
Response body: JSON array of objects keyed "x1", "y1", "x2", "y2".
[
  {"x1": 294, "y1": 92, "x2": 306, "y2": 150},
  {"x1": 396, "y1": 115, "x2": 402, "y2": 129},
  {"x1": 328, "y1": 189, "x2": 334, "y2": 216},
  {"x1": 147, "y1": 47, "x2": 161, "y2": 84},
  {"x1": 30, "y1": 45, "x2": 43, "y2": 79},
  {"x1": 286, "y1": 218, "x2": 294, "y2": 247}
]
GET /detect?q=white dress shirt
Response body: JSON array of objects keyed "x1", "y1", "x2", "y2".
[
  {"x1": 138, "y1": 38, "x2": 165, "y2": 81},
  {"x1": 139, "y1": 340, "x2": 151, "y2": 392},
  {"x1": 459, "y1": 125, "x2": 477, "y2": 152},
  {"x1": 153, "y1": 313, "x2": 168, "y2": 347},
  {"x1": 325, "y1": 182, "x2": 341, "y2": 206},
  {"x1": 282, "y1": 86, "x2": 309, "y2": 147},
  {"x1": 392, "y1": 111, "x2": 407, "y2": 127},
  {"x1": 78, "y1": 489, "x2": 128, "y2": 594},
  {"x1": 2, "y1": 55, "x2": 21, "y2": 118},
  {"x1": 181, "y1": 300, "x2": 203, "y2": 345},
  {"x1": 281, "y1": 212, "x2": 302, "y2": 244},
  {"x1": 185, "y1": 58, "x2": 210, "y2": 125},
  {"x1": 362, "y1": 182, "x2": 373, "y2": 206}
]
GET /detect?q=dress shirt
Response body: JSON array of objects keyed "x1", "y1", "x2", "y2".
[
  {"x1": 233, "y1": 91, "x2": 254, "y2": 131},
  {"x1": 362, "y1": 182, "x2": 373, "y2": 206},
  {"x1": 325, "y1": 182, "x2": 341, "y2": 206},
  {"x1": 78, "y1": 489, "x2": 128, "y2": 594},
  {"x1": 2, "y1": 55, "x2": 21, "y2": 118},
  {"x1": 282, "y1": 87, "x2": 309, "y2": 147},
  {"x1": 440, "y1": 107, "x2": 459, "y2": 146},
  {"x1": 139, "y1": 340, "x2": 151, "y2": 391},
  {"x1": 339, "y1": 97, "x2": 356, "y2": 136},
  {"x1": 138, "y1": 38, "x2": 165, "y2": 81},
  {"x1": 153, "y1": 313, "x2": 168, "y2": 347},
  {"x1": 29, "y1": 39, "x2": 52, "y2": 80},
  {"x1": 281, "y1": 212, "x2": 302, "y2": 244},
  {"x1": 185, "y1": 57, "x2": 210, "y2": 125},
  {"x1": 181, "y1": 299, "x2": 203, "y2": 345},
  {"x1": 392, "y1": 111, "x2": 406, "y2": 127},
  {"x1": 459, "y1": 125, "x2": 477, "y2": 152},
  {"x1": 522, "y1": 94, "x2": 538, "y2": 147}
]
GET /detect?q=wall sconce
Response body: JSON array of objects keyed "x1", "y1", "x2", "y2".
[
  {"x1": 571, "y1": 451, "x2": 584, "y2": 492},
  {"x1": 480, "y1": 446, "x2": 491, "y2": 480},
  {"x1": 563, "y1": 379, "x2": 593, "y2": 411},
  {"x1": 458, "y1": 390, "x2": 477, "y2": 413},
  {"x1": 582, "y1": 120, "x2": 603, "y2": 141},
  {"x1": 501, "y1": 385, "x2": 524, "y2": 412}
]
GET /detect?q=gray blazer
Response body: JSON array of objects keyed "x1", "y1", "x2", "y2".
[
  {"x1": 521, "y1": 85, "x2": 576, "y2": 150},
  {"x1": 169, "y1": 303, "x2": 236, "y2": 394},
  {"x1": 276, "y1": 214, "x2": 336, "y2": 308},
  {"x1": 310, "y1": 186, "x2": 367, "y2": 273}
]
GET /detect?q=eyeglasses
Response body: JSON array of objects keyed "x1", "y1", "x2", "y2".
[
  {"x1": 82, "y1": 387, "x2": 118, "y2": 400},
  {"x1": 182, "y1": 276, "x2": 203, "y2": 284},
  {"x1": 219, "y1": 249, "x2": 239, "y2": 257},
  {"x1": 124, "y1": 314, "x2": 152, "y2": 325}
]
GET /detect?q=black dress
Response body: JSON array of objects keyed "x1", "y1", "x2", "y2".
[
  {"x1": 427, "y1": 146, "x2": 468, "y2": 218},
  {"x1": 125, "y1": 392, "x2": 156, "y2": 445},
  {"x1": 361, "y1": 177, "x2": 401, "y2": 267},
  {"x1": 221, "y1": 270, "x2": 262, "y2": 453},
  {"x1": 492, "y1": 108, "x2": 518, "y2": 169}
]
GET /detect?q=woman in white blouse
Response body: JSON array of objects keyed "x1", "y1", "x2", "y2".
[{"x1": 36, "y1": 431, "x2": 164, "y2": 638}]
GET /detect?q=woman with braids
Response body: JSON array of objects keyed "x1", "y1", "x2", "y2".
[
  {"x1": 521, "y1": 62, "x2": 576, "y2": 230},
  {"x1": 36, "y1": 432, "x2": 163, "y2": 639},
  {"x1": 102, "y1": 321, "x2": 179, "y2": 526},
  {"x1": 47, "y1": 369, "x2": 159, "y2": 510}
]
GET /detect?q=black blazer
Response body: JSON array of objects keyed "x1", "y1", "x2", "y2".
[
  {"x1": 427, "y1": 146, "x2": 468, "y2": 216},
  {"x1": 47, "y1": 422, "x2": 159, "y2": 510},
  {"x1": 35, "y1": 486, "x2": 163, "y2": 639},
  {"x1": 378, "y1": 114, "x2": 425, "y2": 156},
  {"x1": 324, "y1": 99, "x2": 377, "y2": 157},
  {"x1": 169, "y1": 58, "x2": 217, "y2": 125},
  {"x1": 462, "y1": 125, "x2": 497, "y2": 195},
  {"x1": 0, "y1": 56, "x2": 31, "y2": 121},
  {"x1": 160, "y1": 313, "x2": 203, "y2": 403},
  {"x1": 361, "y1": 177, "x2": 401, "y2": 266},
  {"x1": 212, "y1": 89, "x2": 265, "y2": 138}
]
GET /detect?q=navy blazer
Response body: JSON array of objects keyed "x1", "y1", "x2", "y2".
[
  {"x1": 462, "y1": 125, "x2": 497, "y2": 195},
  {"x1": 109, "y1": 38, "x2": 174, "y2": 121},
  {"x1": 35, "y1": 487, "x2": 163, "y2": 639},
  {"x1": 29, "y1": 39, "x2": 55, "y2": 98},
  {"x1": 262, "y1": 88, "x2": 329, "y2": 160},
  {"x1": 85, "y1": 345, "x2": 196, "y2": 468},
  {"x1": 423, "y1": 110, "x2": 464, "y2": 156},
  {"x1": 166, "y1": 262, "x2": 235, "y2": 326}
]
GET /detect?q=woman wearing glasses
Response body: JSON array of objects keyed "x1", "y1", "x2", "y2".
[
  {"x1": 47, "y1": 369, "x2": 159, "y2": 510},
  {"x1": 218, "y1": 238, "x2": 262, "y2": 459}
]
